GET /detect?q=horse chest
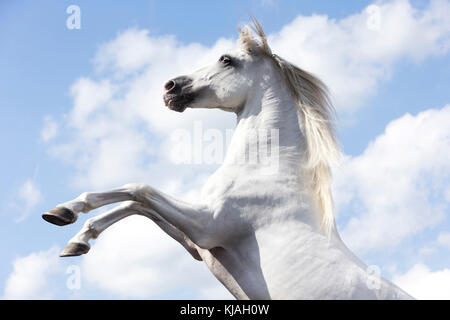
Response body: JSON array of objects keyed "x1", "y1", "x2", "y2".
[{"x1": 202, "y1": 170, "x2": 303, "y2": 233}]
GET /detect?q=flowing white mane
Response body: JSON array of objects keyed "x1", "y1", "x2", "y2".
[{"x1": 238, "y1": 19, "x2": 341, "y2": 234}]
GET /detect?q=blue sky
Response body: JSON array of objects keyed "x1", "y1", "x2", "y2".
[{"x1": 1, "y1": 0, "x2": 450, "y2": 299}]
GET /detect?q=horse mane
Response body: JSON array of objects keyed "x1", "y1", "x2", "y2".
[{"x1": 238, "y1": 19, "x2": 341, "y2": 235}]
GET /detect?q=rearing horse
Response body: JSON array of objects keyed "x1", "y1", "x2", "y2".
[{"x1": 43, "y1": 20, "x2": 413, "y2": 299}]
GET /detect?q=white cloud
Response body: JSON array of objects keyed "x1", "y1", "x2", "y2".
[
  {"x1": 393, "y1": 263, "x2": 450, "y2": 299},
  {"x1": 269, "y1": 0, "x2": 450, "y2": 110},
  {"x1": 69, "y1": 78, "x2": 114, "y2": 128},
  {"x1": 2, "y1": 246, "x2": 62, "y2": 299},
  {"x1": 42, "y1": 0, "x2": 450, "y2": 298},
  {"x1": 13, "y1": 179, "x2": 43, "y2": 222},
  {"x1": 41, "y1": 116, "x2": 59, "y2": 142},
  {"x1": 437, "y1": 232, "x2": 450, "y2": 248},
  {"x1": 334, "y1": 105, "x2": 450, "y2": 252},
  {"x1": 418, "y1": 246, "x2": 437, "y2": 256}
]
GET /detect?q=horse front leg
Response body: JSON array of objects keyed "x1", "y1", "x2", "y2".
[
  {"x1": 42, "y1": 184, "x2": 136, "y2": 226},
  {"x1": 60, "y1": 200, "x2": 202, "y2": 261},
  {"x1": 43, "y1": 183, "x2": 217, "y2": 250}
]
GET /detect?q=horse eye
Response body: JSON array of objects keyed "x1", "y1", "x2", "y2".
[{"x1": 219, "y1": 55, "x2": 232, "y2": 65}]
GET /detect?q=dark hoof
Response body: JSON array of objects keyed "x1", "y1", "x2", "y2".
[
  {"x1": 60, "y1": 242, "x2": 90, "y2": 257},
  {"x1": 42, "y1": 207, "x2": 77, "y2": 226}
]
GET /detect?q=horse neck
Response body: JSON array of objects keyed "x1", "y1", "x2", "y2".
[
  {"x1": 221, "y1": 74, "x2": 342, "y2": 236},
  {"x1": 224, "y1": 75, "x2": 307, "y2": 176}
]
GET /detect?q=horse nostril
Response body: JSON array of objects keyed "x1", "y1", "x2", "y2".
[{"x1": 164, "y1": 80, "x2": 176, "y2": 93}]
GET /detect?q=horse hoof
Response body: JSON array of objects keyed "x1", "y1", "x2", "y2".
[
  {"x1": 60, "y1": 242, "x2": 90, "y2": 257},
  {"x1": 42, "y1": 207, "x2": 77, "y2": 226}
]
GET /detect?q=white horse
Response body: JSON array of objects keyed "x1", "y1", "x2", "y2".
[{"x1": 43, "y1": 20, "x2": 413, "y2": 300}]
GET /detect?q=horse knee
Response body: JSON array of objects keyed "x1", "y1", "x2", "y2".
[{"x1": 83, "y1": 217, "x2": 101, "y2": 239}]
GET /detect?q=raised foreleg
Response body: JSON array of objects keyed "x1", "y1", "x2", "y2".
[
  {"x1": 43, "y1": 183, "x2": 218, "y2": 250},
  {"x1": 59, "y1": 200, "x2": 202, "y2": 260}
]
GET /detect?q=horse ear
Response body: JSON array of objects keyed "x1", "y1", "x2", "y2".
[
  {"x1": 237, "y1": 25, "x2": 254, "y2": 53},
  {"x1": 250, "y1": 17, "x2": 271, "y2": 55},
  {"x1": 237, "y1": 18, "x2": 272, "y2": 55}
]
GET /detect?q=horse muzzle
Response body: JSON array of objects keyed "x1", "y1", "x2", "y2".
[{"x1": 163, "y1": 76, "x2": 194, "y2": 113}]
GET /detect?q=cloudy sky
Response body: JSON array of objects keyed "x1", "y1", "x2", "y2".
[{"x1": 1, "y1": 0, "x2": 450, "y2": 299}]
